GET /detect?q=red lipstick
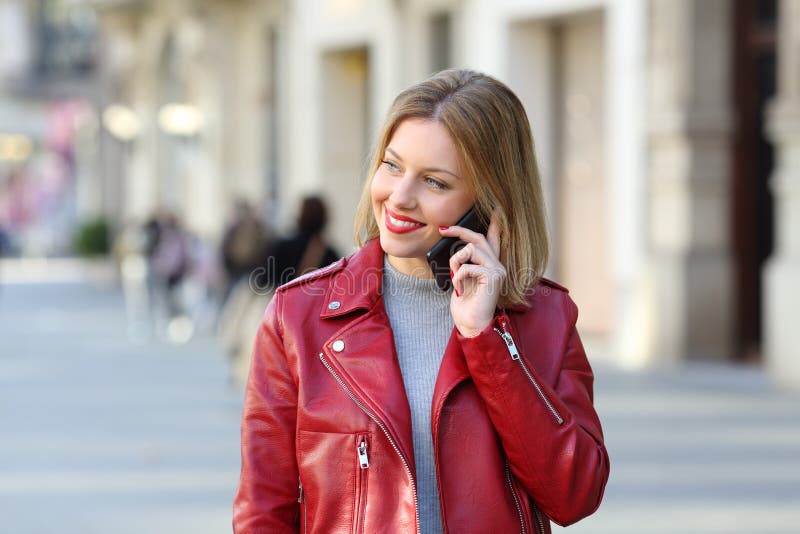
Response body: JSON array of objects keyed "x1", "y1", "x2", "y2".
[{"x1": 384, "y1": 207, "x2": 425, "y2": 234}]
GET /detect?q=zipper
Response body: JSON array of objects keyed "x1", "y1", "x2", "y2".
[
  {"x1": 504, "y1": 460, "x2": 526, "y2": 534},
  {"x1": 319, "y1": 352, "x2": 420, "y2": 534},
  {"x1": 532, "y1": 501, "x2": 546, "y2": 534},
  {"x1": 494, "y1": 321, "x2": 564, "y2": 425},
  {"x1": 298, "y1": 478, "x2": 307, "y2": 534},
  {"x1": 355, "y1": 434, "x2": 369, "y2": 534},
  {"x1": 357, "y1": 437, "x2": 370, "y2": 468}
]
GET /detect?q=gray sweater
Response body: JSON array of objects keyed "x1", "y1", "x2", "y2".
[{"x1": 382, "y1": 257, "x2": 453, "y2": 534}]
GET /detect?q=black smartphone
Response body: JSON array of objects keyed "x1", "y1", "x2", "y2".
[{"x1": 426, "y1": 207, "x2": 488, "y2": 292}]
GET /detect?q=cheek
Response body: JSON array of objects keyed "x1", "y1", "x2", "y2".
[
  {"x1": 370, "y1": 173, "x2": 387, "y2": 203},
  {"x1": 426, "y1": 197, "x2": 473, "y2": 226},
  {"x1": 370, "y1": 175, "x2": 387, "y2": 225}
]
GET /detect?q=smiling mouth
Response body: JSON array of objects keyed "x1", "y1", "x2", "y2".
[{"x1": 384, "y1": 208, "x2": 425, "y2": 233}]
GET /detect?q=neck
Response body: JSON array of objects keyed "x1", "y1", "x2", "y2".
[{"x1": 386, "y1": 255, "x2": 434, "y2": 279}]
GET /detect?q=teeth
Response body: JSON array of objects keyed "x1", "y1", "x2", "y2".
[{"x1": 388, "y1": 214, "x2": 423, "y2": 228}]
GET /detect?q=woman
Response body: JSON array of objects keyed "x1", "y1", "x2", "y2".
[{"x1": 233, "y1": 69, "x2": 609, "y2": 534}]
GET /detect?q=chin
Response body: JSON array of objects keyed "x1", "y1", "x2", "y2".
[{"x1": 378, "y1": 233, "x2": 424, "y2": 259}]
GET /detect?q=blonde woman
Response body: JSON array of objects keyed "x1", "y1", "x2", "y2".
[{"x1": 234, "y1": 69, "x2": 609, "y2": 534}]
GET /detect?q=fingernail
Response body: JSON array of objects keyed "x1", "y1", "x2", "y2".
[
  {"x1": 449, "y1": 269, "x2": 453, "y2": 279},
  {"x1": 455, "y1": 287, "x2": 461, "y2": 297},
  {"x1": 439, "y1": 226, "x2": 449, "y2": 231}
]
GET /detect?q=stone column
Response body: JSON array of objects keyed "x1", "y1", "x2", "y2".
[
  {"x1": 646, "y1": 0, "x2": 734, "y2": 364},
  {"x1": 764, "y1": 0, "x2": 800, "y2": 389}
]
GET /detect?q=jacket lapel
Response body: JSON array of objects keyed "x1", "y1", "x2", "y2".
[
  {"x1": 431, "y1": 328, "x2": 471, "y2": 436},
  {"x1": 318, "y1": 239, "x2": 416, "y2": 472}
]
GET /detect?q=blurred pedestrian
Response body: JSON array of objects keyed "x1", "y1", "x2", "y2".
[
  {"x1": 220, "y1": 199, "x2": 271, "y2": 305},
  {"x1": 256, "y1": 195, "x2": 339, "y2": 289},
  {"x1": 148, "y1": 212, "x2": 192, "y2": 341},
  {"x1": 0, "y1": 223, "x2": 9, "y2": 258},
  {"x1": 220, "y1": 195, "x2": 339, "y2": 385},
  {"x1": 114, "y1": 218, "x2": 151, "y2": 342},
  {"x1": 142, "y1": 214, "x2": 161, "y2": 260},
  {"x1": 182, "y1": 233, "x2": 225, "y2": 334},
  {"x1": 234, "y1": 69, "x2": 609, "y2": 533},
  {"x1": 0, "y1": 222, "x2": 7, "y2": 295}
]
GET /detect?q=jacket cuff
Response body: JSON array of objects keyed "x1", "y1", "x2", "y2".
[{"x1": 455, "y1": 313, "x2": 508, "y2": 366}]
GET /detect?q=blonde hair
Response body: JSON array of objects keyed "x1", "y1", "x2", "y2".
[{"x1": 354, "y1": 69, "x2": 549, "y2": 308}]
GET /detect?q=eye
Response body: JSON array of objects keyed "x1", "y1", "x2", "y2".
[
  {"x1": 381, "y1": 160, "x2": 401, "y2": 174},
  {"x1": 424, "y1": 176, "x2": 448, "y2": 190}
]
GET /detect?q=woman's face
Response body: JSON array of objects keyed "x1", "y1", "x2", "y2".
[{"x1": 371, "y1": 118, "x2": 475, "y2": 277}]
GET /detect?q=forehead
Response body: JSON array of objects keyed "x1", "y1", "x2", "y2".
[{"x1": 386, "y1": 119, "x2": 462, "y2": 168}]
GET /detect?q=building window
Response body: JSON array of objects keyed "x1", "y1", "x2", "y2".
[
  {"x1": 35, "y1": 0, "x2": 97, "y2": 78},
  {"x1": 429, "y1": 12, "x2": 452, "y2": 73}
]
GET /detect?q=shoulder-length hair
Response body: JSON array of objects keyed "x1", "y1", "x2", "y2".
[{"x1": 354, "y1": 69, "x2": 549, "y2": 308}]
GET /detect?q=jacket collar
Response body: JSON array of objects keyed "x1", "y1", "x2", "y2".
[
  {"x1": 320, "y1": 238, "x2": 385, "y2": 319},
  {"x1": 320, "y1": 237, "x2": 531, "y2": 318}
]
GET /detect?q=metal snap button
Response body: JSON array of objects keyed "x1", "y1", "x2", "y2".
[
  {"x1": 328, "y1": 301, "x2": 341, "y2": 310},
  {"x1": 332, "y1": 340, "x2": 345, "y2": 352}
]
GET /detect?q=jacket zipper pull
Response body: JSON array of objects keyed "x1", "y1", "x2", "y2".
[
  {"x1": 494, "y1": 320, "x2": 520, "y2": 360},
  {"x1": 298, "y1": 479, "x2": 303, "y2": 503},
  {"x1": 495, "y1": 320, "x2": 565, "y2": 426},
  {"x1": 357, "y1": 438, "x2": 369, "y2": 469}
]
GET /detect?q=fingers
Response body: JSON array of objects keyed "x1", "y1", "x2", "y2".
[
  {"x1": 451, "y1": 262, "x2": 506, "y2": 297},
  {"x1": 441, "y1": 209, "x2": 506, "y2": 296},
  {"x1": 451, "y1": 263, "x2": 482, "y2": 296},
  {"x1": 440, "y1": 208, "x2": 502, "y2": 258},
  {"x1": 439, "y1": 224, "x2": 486, "y2": 246},
  {"x1": 448, "y1": 242, "x2": 493, "y2": 274}
]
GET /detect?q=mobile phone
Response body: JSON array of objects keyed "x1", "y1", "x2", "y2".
[{"x1": 426, "y1": 207, "x2": 488, "y2": 292}]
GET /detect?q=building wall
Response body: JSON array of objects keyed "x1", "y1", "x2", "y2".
[
  {"x1": 97, "y1": 0, "x2": 647, "y2": 360},
  {"x1": 96, "y1": 0, "x2": 279, "y2": 239},
  {"x1": 94, "y1": 0, "x2": 800, "y2": 389},
  {"x1": 276, "y1": 0, "x2": 646, "y2": 346}
]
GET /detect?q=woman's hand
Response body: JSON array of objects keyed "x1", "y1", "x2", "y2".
[{"x1": 442, "y1": 211, "x2": 506, "y2": 337}]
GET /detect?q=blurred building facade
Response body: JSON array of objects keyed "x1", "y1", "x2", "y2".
[
  {"x1": 3, "y1": 0, "x2": 797, "y2": 388},
  {"x1": 0, "y1": 0, "x2": 101, "y2": 254}
]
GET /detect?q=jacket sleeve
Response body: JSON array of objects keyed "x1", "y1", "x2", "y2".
[
  {"x1": 233, "y1": 291, "x2": 300, "y2": 533},
  {"x1": 457, "y1": 293, "x2": 609, "y2": 527}
]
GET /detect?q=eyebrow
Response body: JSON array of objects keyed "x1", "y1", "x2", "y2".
[{"x1": 385, "y1": 147, "x2": 461, "y2": 180}]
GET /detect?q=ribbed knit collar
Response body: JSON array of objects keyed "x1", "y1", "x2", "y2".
[{"x1": 382, "y1": 256, "x2": 452, "y2": 301}]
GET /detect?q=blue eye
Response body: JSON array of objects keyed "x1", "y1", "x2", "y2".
[
  {"x1": 381, "y1": 160, "x2": 400, "y2": 173},
  {"x1": 424, "y1": 177, "x2": 448, "y2": 190}
]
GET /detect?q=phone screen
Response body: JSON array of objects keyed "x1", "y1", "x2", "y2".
[{"x1": 425, "y1": 207, "x2": 488, "y2": 291}]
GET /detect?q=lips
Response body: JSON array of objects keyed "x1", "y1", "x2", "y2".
[{"x1": 384, "y1": 207, "x2": 425, "y2": 234}]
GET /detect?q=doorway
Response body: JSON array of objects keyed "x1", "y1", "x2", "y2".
[
  {"x1": 319, "y1": 47, "x2": 370, "y2": 253},
  {"x1": 732, "y1": 0, "x2": 776, "y2": 362},
  {"x1": 508, "y1": 9, "x2": 611, "y2": 336}
]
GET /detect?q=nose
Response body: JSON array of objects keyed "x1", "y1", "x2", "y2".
[{"x1": 388, "y1": 172, "x2": 417, "y2": 209}]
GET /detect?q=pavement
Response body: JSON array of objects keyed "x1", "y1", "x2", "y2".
[
  {"x1": 556, "y1": 359, "x2": 800, "y2": 533},
  {"x1": 0, "y1": 264, "x2": 243, "y2": 534},
  {"x1": 1, "y1": 260, "x2": 799, "y2": 533}
]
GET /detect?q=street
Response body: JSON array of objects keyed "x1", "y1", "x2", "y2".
[
  {"x1": 556, "y1": 357, "x2": 800, "y2": 533},
  {"x1": 0, "y1": 267, "x2": 242, "y2": 534},
  {"x1": 1, "y1": 265, "x2": 799, "y2": 533}
]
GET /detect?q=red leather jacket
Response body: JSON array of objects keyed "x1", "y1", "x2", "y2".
[{"x1": 233, "y1": 239, "x2": 609, "y2": 533}]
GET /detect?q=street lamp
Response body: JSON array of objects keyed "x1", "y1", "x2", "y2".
[
  {"x1": 0, "y1": 133, "x2": 34, "y2": 162},
  {"x1": 102, "y1": 104, "x2": 141, "y2": 142},
  {"x1": 156, "y1": 103, "x2": 204, "y2": 137}
]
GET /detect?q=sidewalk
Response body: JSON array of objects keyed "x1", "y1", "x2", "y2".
[
  {"x1": 557, "y1": 361, "x2": 800, "y2": 533},
  {"x1": 0, "y1": 273, "x2": 243, "y2": 534}
]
